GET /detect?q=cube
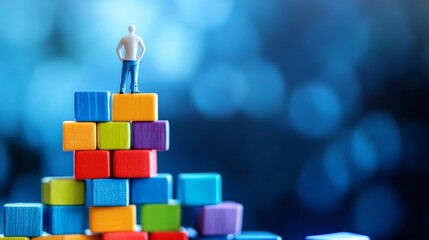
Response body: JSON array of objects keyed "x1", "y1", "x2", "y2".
[
  {"x1": 141, "y1": 202, "x2": 181, "y2": 232},
  {"x1": 235, "y1": 232, "x2": 282, "y2": 240},
  {"x1": 150, "y1": 231, "x2": 188, "y2": 240},
  {"x1": 42, "y1": 177, "x2": 85, "y2": 205},
  {"x1": 74, "y1": 150, "x2": 110, "y2": 179},
  {"x1": 44, "y1": 206, "x2": 85, "y2": 234},
  {"x1": 103, "y1": 232, "x2": 148, "y2": 240},
  {"x1": 92, "y1": 179, "x2": 129, "y2": 206},
  {"x1": 32, "y1": 235, "x2": 100, "y2": 240},
  {"x1": 0, "y1": 236, "x2": 29, "y2": 240},
  {"x1": 112, "y1": 93, "x2": 158, "y2": 121},
  {"x1": 177, "y1": 173, "x2": 222, "y2": 206},
  {"x1": 97, "y1": 122, "x2": 131, "y2": 150},
  {"x1": 132, "y1": 121, "x2": 169, "y2": 150},
  {"x1": 113, "y1": 150, "x2": 157, "y2": 178},
  {"x1": 305, "y1": 232, "x2": 370, "y2": 240},
  {"x1": 131, "y1": 174, "x2": 172, "y2": 204},
  {"x1": 4, "y1": 203, "x2": 43, "y2": 237},
  {"x1": 89, "y1": 205, "x2": 136, "y2": 233},
  {"x1": 63, "y1": 122, "x2": 96, "y2": 151},
  {"x1": 197, "y1": 202, "x2": 243, "y2": 235},
  {"x1": 74, "y1": 91, "x2": 111, "y2": 122}
]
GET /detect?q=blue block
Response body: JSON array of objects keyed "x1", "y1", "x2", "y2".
[
  {"x1": 193, "y1": 235, "x2": 233, "y2": 240},
  {"x1": 4, "y1": 203, "x2": 43, "y2": 237},
  {"x1": 84, "y1": 180, "x2": 92, "y2": 229},
  {"x1": 131, "y1": 173, "x2": 172, "y2": 204},
  {"x1": 75, "y1": 91, "x2": 111, "y2": 121},
  {"x1": 306, "y1": 232, "x2": 370, "y2": 240},
  {"x1": 235, "y1": 232, "x2": 282, "y2": 240},
  {"x1": 177, "y1": 173, "x2": 222, "y2": 206},
  {"x1": 92, "y1": 179, "x2": 129, "y2": 206},
  {"x1": 44, "y1": 206, "x2": 85, "y2": 234}
]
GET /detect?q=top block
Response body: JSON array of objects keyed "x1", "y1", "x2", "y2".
[
  {"x1": 75, "y1": 91, "x2": 111, "y2": 122},
  {"x1": 112, "y1": 93, "x2": 158, "y2": 121}
]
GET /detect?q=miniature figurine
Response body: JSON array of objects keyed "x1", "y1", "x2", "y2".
[{"x1": 116, "y1": 25, "x2": 146, "y2": 94}]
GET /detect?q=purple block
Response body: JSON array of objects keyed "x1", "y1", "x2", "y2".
[
  {"x1": 132, "y1": 121, "x2": 170, "y2": 150},
  {"x1": 197, "y1": 201, "x2": 243, "y2": 236}
]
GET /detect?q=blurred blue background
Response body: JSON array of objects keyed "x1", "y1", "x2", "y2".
[{"x1": 0, "y1": 0, "x2": 428, "y2": 239}]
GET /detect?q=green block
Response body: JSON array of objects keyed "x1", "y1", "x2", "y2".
[
  {"x1": 97, "y1": 122, "x2": 131, "y2": 150},
  {"x1": 0, "y1": 235, "x2": 29, "y2": 239},
  {"x1": 42, "y1": 177, "x2": 85, "y2": 205},
  {"x1": 141, "y1": 202, "x2": 181, "y2": 232}
]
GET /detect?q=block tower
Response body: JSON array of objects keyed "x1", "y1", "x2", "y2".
[{"x1": 1, "y1": 91, "x2": 282, "y2": 240}]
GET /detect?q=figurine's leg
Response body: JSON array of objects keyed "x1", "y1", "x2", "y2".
[
  {"x1": 130, "y1": 61, "x2": 139, "y2": 93},
  {"x1": 120, "y1": 61, "x2": 130, "y2": 93}
]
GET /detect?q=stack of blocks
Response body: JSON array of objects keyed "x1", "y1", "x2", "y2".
[{"x1": 1, "y1": 91, "x2": 283, "y2": 240}]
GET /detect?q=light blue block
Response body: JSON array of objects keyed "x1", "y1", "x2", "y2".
[
  {"x1": 235, "y1": 231, "x2": 282, "y2": 240},
  {"x1": 306, "y1": 232, "x2": 370, "y2": 240},
  {"x1": 75, "y1": 91, "x2": 111, "y2": 121},
  {"x1": 131, "y1": 173, "x2": 172, "y2": 204},
  {"x1": 4, "y1": 203, "x2": 43, "y2": 237},
  {"x1": 44, "y1": 206, "x2": 85, "y2": 234},
  {"x1": 177, "y1": 173, "x2": 222, "y2": 206},
  {"x1": 92, "y1": 179, "x2": 129, "y2": 206}
]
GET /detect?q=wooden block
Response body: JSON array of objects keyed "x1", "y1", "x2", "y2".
[
  {"x1": 42, "y1": 177, "x2": 85, "y2": 205},
  {"x1": 63, "y1": 122, "x2": 97, "y2": 151},
  {"x1": 141, "y1": 202, "x2": 181, "y2": 232},
  {"x1": 97, "y1": 122, "x2": 131, "y2": 150},
  {"x1": 150, "y1": 231, "x2": 188, "y2": 240},
  {"x1": 74, "y1": 151, "x2": 111, "y2": 180},
  {"x1": 3, "y1": 203, "x2": 43, "y2": 237},
  {"x1": 177, "y1": 173, "x2": 222, "y2": 206},
  {"x1": 102, "y1": 232, "x2": 148, "y2": 240},
  {"x1": 44, "y1": 206, "x2": 85, "y2": 235},
  {"x1": 235, "y1": 232, "x2": 282, "y2": 240},
  {"x1": 0, "y1": 235, "x2": 30, "y2": 240},
  {"x1": 112, "y1": 150, "x2": 157, "y2": 178},
  {"x1": 197, "y1": 202, "x2": 243, "y2": 236},
  {"x1": 132, "y1": 121, "x2": 169, "y2": 150},
  {"x1": 130, "y1": 174, "x2": 172, "y2": 204},
  {"x1": 92, "y1": 179, "x2": 129, "y2": 206},
  {"x1": 32, "y1": 234, "x2": 101, "y2": 240},
  {"x1": 112, "y1": 93, "x2": 158, "y2": 121},
  {"x1": 75, "y1": 91, "x2": 111, "y2": 122},
  {"x1": 306, "y1": 232, "x2": 369, "y2": 240},
  {"x1": 89, "y1": 205, "x2": 136, "y2": 233}
]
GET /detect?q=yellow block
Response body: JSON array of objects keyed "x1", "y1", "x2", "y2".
[
  {"x1": 89, "y1": 205, "x2": 136, "y2": 233},
  {"x1": 112, "y1": 93, "x2": 158, "y2": 121},
  {"x1": 0, "y1": 235, "x2": 29, "y2": 240},
  {"x1": 42, "y1": 177, "x2": 85, "y2": 205},
  {"x1": 63, "y1": 121, "x2": 96, "y2": 151},
  {"x1": 32, "y1": 235, "x2": 100, "y2": 240}
]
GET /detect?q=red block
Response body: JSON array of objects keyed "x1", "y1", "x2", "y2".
[
  {"x1": 150, "y1": 231, "x2": 188, "y2": 240},
  {"x1": 74, "y1": 150, "x2": 110, "y2": 179},
  {"x1": 113, "y1": 150, "x2": 157, "y2": 178},
  {"x1": 103, "y1": 232, "x2": 148, "y2": 240}
]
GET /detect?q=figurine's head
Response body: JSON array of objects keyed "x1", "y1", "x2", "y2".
[{"x1": 128, "y1": 24, "x2": 136, "y2": 34}]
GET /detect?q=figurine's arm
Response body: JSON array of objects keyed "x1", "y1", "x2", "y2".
[
  {"x1": 137, "y1": 37, "x2": 146, "y2": 61},
  {"x1": 116, "y1": 38, "x2": 124, "y2": 61}
]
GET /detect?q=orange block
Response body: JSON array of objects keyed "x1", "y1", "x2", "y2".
[
  {"x1": 32, "y1": 235, "x2": 100, "y2": 240},
  {"x1": 112, "y1": 93, "x2": 158, "y2": 121},
  {"x1": 89, "y1": 205, "x2": 136, "y2": 233},
  {"x1": 63, "y1": 121, "x2": 97, "y2": 151}
]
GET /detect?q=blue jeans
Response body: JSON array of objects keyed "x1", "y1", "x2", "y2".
[{"x1": 120, "y1": 60, "x2": 139, "y2": 93}]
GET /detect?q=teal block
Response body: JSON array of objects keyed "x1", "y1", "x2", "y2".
[
  {"x1": 235, "y1": 232, "x2": 282, "y2": 240},
  {"x1": 4, "y1": 203, "x2": 43, "y2": 237},
  {"x1": 92, "y1": 179, "x2": 129, "y2": 206},
  {"x1": 75, "y1": 91, "x2": 111, "y2": 121},
  {"x1": 177, "y1": 173, "x2": 221, "y2": 206},
  {"x1": 306, "y1": 232, "x2": 370, "y2": 240}
]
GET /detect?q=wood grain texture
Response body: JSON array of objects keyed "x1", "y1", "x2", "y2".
[
  {"x1": 197, "y1": 201, "x2": 243, "y2": 236},
  {"x1": 102, "y1": 232, "x2": 148, "y2": 240},
  {"x1": 89, "y1": 205, "x2": 136, "y2": 233},
  {"x1": 177, "y1": 173, "x2": 222, "y2": 206},
  {"x1": 44, "y1": 206, "x2": 85, "y2": 235},
  {"x1": 74, "y1": 91, "x2": 111, "y2": 122},
  {"x1": 235, "y1": 232, "x2": 282, "y2": 240},
  {"x1": 132, "y1": 121, "x2": 169, "y2": 151},
  {"x1": 97, "y1": 122, "x2": 131, "y2": 150},
  {"x1": 141, "y1": 202, "x2": 181, "y2": 232},
  {"x1": 63, "y1": 122, "x2": 97, "y2": 151},
  {"x1": 130, "y1": 173, "x2": 172, "y2": 204},
  {"x1": 112, "y1": 150, "x2": 157, "y2": 178},
  {"x1": 3, "y1": 203, "x2": 43, "y2": 237},
  {"x1": 91, "y1": 179, "x2": 129, "y2": 206},
  {"x1": 42, "y1": 177, "x2": 85, "y2": 206},
  {"x1": 32, "y1": 234, "x2": 101, "y2": 240},
  {"x1": 112, "y1": 93, "x2": 158, "y2": 121},
  {"x1": 149, "y1": 231, "x2": 188, "y2": 240},
  {"x1": 74, "y1": 151, "x2": 110, "y2": 180}
]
